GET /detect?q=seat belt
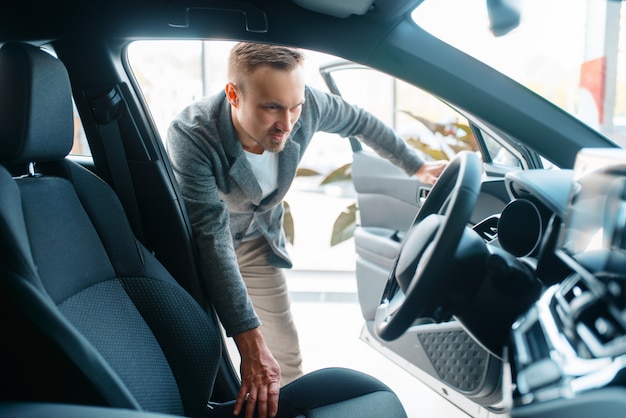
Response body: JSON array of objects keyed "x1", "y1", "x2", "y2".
[{"x1": 90, "y1": 86, "x2": 146, "y2": 243}]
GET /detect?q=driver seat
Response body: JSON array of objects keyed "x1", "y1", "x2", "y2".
[{"x1": 0, "y1": 41, "x2": 407, "y2": 417}]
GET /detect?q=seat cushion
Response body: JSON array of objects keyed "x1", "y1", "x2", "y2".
[{"x1": 276, "y1": 368, "x2": 406, "y2": 417}]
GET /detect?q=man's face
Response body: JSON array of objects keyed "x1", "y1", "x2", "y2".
[{"x1": 228, "y1": 64, "x2": 305, "y2": 154}]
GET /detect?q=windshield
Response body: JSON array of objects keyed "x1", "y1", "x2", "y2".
[{"x1": 412, "y1": 0, "x2": 626, "y2": 148}]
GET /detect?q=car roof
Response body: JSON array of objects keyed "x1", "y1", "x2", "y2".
[{"x1": 0, "y1": 0, "x2": 420, "y2": 58}]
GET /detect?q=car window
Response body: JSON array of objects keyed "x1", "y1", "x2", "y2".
[
  {"x1": 325, "y1": 66, "x2": 479, "y2": 160},
  {"x1": 128, "y1": 40, "x2": 526, "y2": 170},
  {"x1": 128, "y1": 41, "x2": 481, "y2": 162},
  {"x1": 127, "y1": 40, "x2": 215, "y2": 141},
  {"x1": 482, "y1": 131, "x2": 522, "y2": 168},
  {"x1": 323, "y1": 65, "x2": 526, "y2": 169},
  {"x1": 71, "y1": 103, "x2": 91, "y2": 156}
]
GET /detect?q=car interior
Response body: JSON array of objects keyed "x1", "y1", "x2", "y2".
[
  {"x1": 0, "y1": 41, "x2": 408, "y2": 417},
  {"x1": 3, "y1": 0, "x2": 626, "y2": 418}
]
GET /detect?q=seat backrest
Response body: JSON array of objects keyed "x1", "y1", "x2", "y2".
[{"x1": 0, "y1": 42, "x2": 222, "y2": 417}]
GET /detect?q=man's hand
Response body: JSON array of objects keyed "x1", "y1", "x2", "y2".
[
  {"x1": 415, "y1": 160, "x2": 448, "y2": 185},
  {"x1": 232, "y1": 328, "x2": 281, "y2": 418}
]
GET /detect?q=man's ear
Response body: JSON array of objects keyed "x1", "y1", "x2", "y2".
[{"x1": 225, "y1": 82, "x2": 239, "y2": 107}]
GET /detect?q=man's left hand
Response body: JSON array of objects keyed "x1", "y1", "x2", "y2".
[{"x1": 415, "y1": 160, "x2": 448, "y2": 185}]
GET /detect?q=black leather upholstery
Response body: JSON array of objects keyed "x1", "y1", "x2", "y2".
[{"x1": 0, "y1": 41, "x2": 407, "y2": 418}]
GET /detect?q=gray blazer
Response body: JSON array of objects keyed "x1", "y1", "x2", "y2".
[{"x1": 166, "y1": 86, "x2": 424, "y2": 336}]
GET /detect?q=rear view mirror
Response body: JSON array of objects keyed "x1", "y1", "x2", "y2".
[{"x1": 486, "y1": 0, "x2": 522, "y2": 36}]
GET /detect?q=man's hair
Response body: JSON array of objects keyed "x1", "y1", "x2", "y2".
[{"x1": 228, "y1": 42, "x2": 305, "y2": 90}]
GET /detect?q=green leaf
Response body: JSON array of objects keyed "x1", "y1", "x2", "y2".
[
  {"x1": 296, "y1": 167, "x2": 320, "y2": 177},
  {"x1": 405, "y1": 137, "x2": 449, "y2": 160},
  {"x1": 283, "y1": 201, "x2": 295, "y2": 245},
  {"x1": 320, "y1": 163, "x2": 352, "y2": 185},
  {"x1": 330, "y1": 203, "x2": 357, "y2": 246}
]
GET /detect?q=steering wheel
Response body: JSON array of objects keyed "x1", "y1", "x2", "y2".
[{"x1": 375, "y1": 151, "x2": 483, "y2": 341}]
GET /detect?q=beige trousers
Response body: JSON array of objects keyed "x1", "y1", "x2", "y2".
[{"x1": 235, "y1": 237, "x2": 304, "y2": 386}]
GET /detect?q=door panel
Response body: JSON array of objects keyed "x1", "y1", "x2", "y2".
[
  {"x1": 352, "y1": 151, "x2": 428, "y2": 231},
  {"x1": 352, "y1": 150, "x2": 423, "y2": 321},
  {"x1": 354, "y1": 227, "x2": 401, "y2": 320}
]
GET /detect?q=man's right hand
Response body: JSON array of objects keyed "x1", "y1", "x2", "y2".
[{"x1": 232, "y1": 328, "x2": 281, "y2": 418}]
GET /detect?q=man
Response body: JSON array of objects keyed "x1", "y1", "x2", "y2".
[{"x1": 166, "y1": 42, "x2": 447, "y2": 418}]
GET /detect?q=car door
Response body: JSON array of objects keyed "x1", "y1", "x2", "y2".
[{"x1": 320, "y1": 60, "x2": 540, "y2": 412}]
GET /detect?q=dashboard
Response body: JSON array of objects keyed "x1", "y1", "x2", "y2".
[{"x1": 495, "y1": 149, "x2": 626, "y2": 417}]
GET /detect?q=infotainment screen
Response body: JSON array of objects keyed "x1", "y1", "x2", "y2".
[{"x1": 557, "y1": 148, "x2": 626, "y2": 264}]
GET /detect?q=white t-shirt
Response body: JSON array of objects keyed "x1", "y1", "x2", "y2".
[{"x1": 243, "y1": 150, "x2": 279, "y2": 240}]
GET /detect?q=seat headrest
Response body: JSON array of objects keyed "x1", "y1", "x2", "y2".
[{"x1": 0, "y1": 42, "x2": 74, "y2": 165}]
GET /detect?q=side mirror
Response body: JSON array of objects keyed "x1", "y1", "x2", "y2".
[{"x1": 486, "y1": 0, "x2": 522, "y2": 36}]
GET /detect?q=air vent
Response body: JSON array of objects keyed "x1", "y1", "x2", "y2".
[
  {"x1": 555, "y1": 274, "x2": 626, "y2": 358},
  {"x1": 554, "y1": 275, "x2": 593, "y2": 324},
  {"x1": 472, "y1": 215, "x2": 499, "y2": 242},
  {"x1": 576, "y1": 303, "x2": 626, "y2": 357}
]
